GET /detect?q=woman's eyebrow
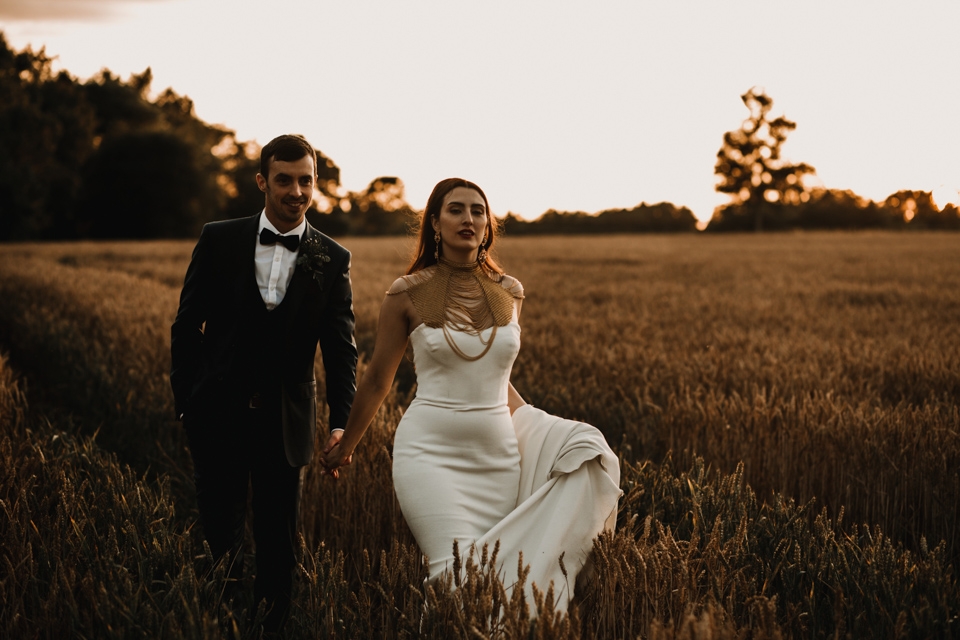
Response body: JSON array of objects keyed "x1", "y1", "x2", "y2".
[{"x1": 446, "y1": 200, "x2": 485, "y2": 211}]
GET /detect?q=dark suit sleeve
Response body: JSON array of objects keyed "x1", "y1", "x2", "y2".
[
  {"x1": 170, "y1": 225, "x2": 213, "y2": 419},
  {"x1": 317, "y1": 249, "x2": 358, "y2": 432}
]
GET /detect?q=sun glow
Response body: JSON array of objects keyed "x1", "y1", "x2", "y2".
[{"x1": 931, "y1": 185, "x2": 960, "y2": 211}]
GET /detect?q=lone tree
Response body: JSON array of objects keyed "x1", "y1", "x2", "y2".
[{"x1": 712, "y1": 87, "x2": 816, "y2": 231}]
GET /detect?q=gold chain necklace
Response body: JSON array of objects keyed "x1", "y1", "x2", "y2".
[{"x1": 405, "y1": 258, "x2": 515, "y2": 361}]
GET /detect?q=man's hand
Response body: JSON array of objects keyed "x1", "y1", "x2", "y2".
[
  {"x1": 322, "y1": 429, "x2": 344, "y2": 455},
  {"x1": 319, "y1": 431, "x2": 353, "y2": 479}
]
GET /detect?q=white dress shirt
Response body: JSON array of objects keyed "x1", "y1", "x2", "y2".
[{"x1": 256, "y1": 211, "x2": 306, "y2": 309}]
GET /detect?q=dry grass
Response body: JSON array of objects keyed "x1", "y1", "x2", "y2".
[
  {"x1": 0, "y1": 232, "x2": 957, "y2": 638},
  {"x1": 496, "y1": 233, "x2": 960, "y2": 561}
]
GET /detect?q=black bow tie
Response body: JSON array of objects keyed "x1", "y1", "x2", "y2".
[{"x1": 260, "y1": 228, "x2": 300, "y2": 252}]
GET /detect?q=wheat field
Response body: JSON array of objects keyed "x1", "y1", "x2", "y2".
[{"x1": 0, "y1": 232, "x2": 957, "y2": 638}]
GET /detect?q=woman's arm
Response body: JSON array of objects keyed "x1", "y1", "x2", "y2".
[
  {"x1": 322, "y1": 289, "x2": 412, "y2": 473},
  {"x1": 507, "y1": 382, "x2": 527, "y2": 415}
]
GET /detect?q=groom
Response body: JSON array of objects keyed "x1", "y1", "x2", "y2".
[{"x1": 170, "y1": 134, "x2": 357, "y2": 632}]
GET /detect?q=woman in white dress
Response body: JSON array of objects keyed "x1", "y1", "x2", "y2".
[{"x1": 322, "y1": 178, "x2": 621, "y2": 611}]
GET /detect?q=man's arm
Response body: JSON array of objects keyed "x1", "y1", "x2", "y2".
[
  {"x1": 170, "y1": 226, "x2": 213, "y2": 419},
  {"x1": 317, "y1": 249, "x2": 359, "y2": 432}
]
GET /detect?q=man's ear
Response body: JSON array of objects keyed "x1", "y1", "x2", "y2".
[{"x1": 256, "y1": 173, "x2": 267, "y2": 192}]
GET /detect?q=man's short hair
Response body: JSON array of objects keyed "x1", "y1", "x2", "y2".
[{"x1": 260, "y1": 134, "x2": 318, "y2": 179}]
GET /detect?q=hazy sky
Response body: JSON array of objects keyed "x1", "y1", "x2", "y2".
[{"x1": 3, "y1": 0, "x2": 959, "y2": 224}]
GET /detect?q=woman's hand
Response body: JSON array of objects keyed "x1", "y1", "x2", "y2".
[
  {"x1": 320, "y1": 435, "x2": 353, "y2": 479},
  {"x1": 319, "y1": 289, "x2": 412, "y2": 480},
  {"x1": 323, "y1": 441, "x2": 354, "y2": 474}
]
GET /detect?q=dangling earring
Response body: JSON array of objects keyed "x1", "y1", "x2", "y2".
[
  {"x1": 477, "y1": 235, "x2": 487, "y2": 264},
  {"x1": 434, "y1": 229, "x2": 441, "y2": 261}
]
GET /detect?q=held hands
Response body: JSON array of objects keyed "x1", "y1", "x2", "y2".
[{"x1": 319, "y1": 430, "x2": 354, "y2": 480}]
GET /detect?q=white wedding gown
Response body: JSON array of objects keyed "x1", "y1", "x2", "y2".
[{"x1": 392, "y1": 315, "x2": 622, "y2": 610}]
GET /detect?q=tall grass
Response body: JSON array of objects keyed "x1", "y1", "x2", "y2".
[
  {"x1": 0, "y1": 232, "x2": 957, "y2": 638},
  {"x1": 0, "y1": 353, "x2": 219, "y2": 639},
  {"x1": 496, "y1": 233, "x2": 960, "y2": 563}
]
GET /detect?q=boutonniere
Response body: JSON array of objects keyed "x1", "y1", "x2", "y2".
[{"x1": 296, "y1": 236, "x2": 332, "y2": 287}]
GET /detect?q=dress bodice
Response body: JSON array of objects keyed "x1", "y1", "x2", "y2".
[{"x1": 409, "y1": 321, "x2": 521, "y2": 410}]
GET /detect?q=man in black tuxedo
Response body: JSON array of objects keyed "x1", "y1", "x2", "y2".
[{"x1": 170, "y1": 134, "x2": 357, "y2": 632}]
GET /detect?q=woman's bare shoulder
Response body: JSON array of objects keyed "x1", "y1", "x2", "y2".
[
  {"x1": 496, "y1": 273, "x2": 524, "y2": 299},
  {"x1": 386, "y1": 267, "x2": 437, "y2": 295}
]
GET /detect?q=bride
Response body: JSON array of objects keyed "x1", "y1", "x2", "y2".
[{"x1": 322, "y1": 178, "x2": 621, "y2": 611}]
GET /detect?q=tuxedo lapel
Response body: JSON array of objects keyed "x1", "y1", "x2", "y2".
[
  {"x1": 279, "y1": 223, "x2": 321, "y2": 324},
  {"x1": 238, "y1": 215, "x2": 265, "y2": 310}
]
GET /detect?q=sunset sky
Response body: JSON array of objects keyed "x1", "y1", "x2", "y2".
[{"x1": 3, "y1": 0, "x2": 959, "y2": 225}]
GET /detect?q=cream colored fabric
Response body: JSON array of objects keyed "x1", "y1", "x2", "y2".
[{"x1": 391, "y1": 316, "x2": 621, "y2": 613}]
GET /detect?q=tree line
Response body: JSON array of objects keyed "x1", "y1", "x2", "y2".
[
  {"x1": 708, "y1": 88, "x2": 960, "y2": 232},
  {"x1": 514, "y1": 88, "x2": 959, "y2": 233},
  {"x1": 0, "y1": 34, "x2": 414, "y2": 241},
  {"x1": 1, "y1": 34, "x2": 956, "y2": 240}
]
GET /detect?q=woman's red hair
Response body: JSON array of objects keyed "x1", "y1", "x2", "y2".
[{"x1": 406, "y1": 178, "x2": 503, "y2": 275}]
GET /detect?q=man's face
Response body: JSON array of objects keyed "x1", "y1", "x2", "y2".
[{"x1": 256, "y1": 155, "x2": 316, "y2": 231}]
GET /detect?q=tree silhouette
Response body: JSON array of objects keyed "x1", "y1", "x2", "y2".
[
  {"x1": 0, "y1": 32, "x2": 348, "y2": 239},
  {"x1": 798, "y1": 188, "x2": 902, "y2": 229},
  {"x1": 76, "y1": 130, "x2": 214, "y2": 238},
  {"x1": 0, "y1": 35, "x2": 96, "y2": 239},
  {"x1": 218, "y1": 138, "x2": 267, "y2": 221},
  {"x1": 500, "y1": 202, "x2": 698, "y2": 234},
  {"x1": 315, "y1": 177, "x2": 415, "y2": 236},
  {"x1": 712, "y1": 88, "x2": 816, "y2": 231},
  {"x1": 883, "y1": 190, "x2": 960, "y2": 230}
]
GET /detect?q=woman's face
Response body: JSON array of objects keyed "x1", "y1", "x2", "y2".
[{"x1": 434, "y1": 186, "x2": 488, "y2": 260}]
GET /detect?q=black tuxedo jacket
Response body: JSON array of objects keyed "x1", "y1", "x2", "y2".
[{"x1": 170, "y1": 214, "x2": 358, "y2": 466}]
